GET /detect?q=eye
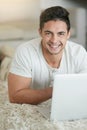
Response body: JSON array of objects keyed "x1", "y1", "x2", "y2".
[
  {"x1": 45, "y1": 32, "x2": 51, "y2": 35},
  {"x1": 57, "y1": 32, "x2": 66, "y2": 37},
  {"x1": 44, "y1": 31, "x2": 53, "y2": 38}
]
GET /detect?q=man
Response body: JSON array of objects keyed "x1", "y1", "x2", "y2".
[{"x1": 8, "y1": 6, "x2": 87, "y2": 105}]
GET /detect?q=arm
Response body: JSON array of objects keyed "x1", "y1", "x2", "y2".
[{"x1": 8, "y1": 72, "x2": 52, "y2": 105}]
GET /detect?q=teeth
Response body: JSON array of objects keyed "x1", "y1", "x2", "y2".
[
  {"x1": 50, "y1": 44, "x2": 59, "y2": 48},
  {"x1": 52, "y1": 46, "x2": 58, "y2": 48}
]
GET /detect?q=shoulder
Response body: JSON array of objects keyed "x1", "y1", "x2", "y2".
[
  {"x1": 18, "y1": 37, "x2": 41, "y2": 49},
  {"x1": 14, "y1": 37, "x2": 42, "y2": 60},
  {"x1": 65, "y1": 40, "x2": 87, "y2": 57}
]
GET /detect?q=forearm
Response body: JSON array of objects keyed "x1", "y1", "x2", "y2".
[{"x1": 10, "y1": 87, "x2": 53, "y2": 105}]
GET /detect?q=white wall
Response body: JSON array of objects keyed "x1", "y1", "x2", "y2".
[
  {"x1": 0, "y1": 0, "x2": 40, "y2": 22},
  {"x1": 0, "y1": 0, "x2": 41, "y2": 43},
  {"x1": 40, "y1": 0, "x2": 80, "y2": 9},
  {"x1": 0, "y1": 0, "x2": 86, "y2": 48}
]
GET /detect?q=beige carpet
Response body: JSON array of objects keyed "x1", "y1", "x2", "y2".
[{"x1": 0, "y1": 81, "x2": 87, "y2": 130}]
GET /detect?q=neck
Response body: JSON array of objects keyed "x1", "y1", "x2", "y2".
[{"x1": 43, "y1": 51, "x2": 63, "y2": 68}]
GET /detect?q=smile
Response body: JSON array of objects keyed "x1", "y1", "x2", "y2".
[{"x1": 49, "y1": 44, "x2": 61, "y2": 49}]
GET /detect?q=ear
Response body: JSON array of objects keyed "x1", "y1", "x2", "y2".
[
  {"x1": 38, "y1": 29, "x2": 42, "y2": 36},
  {"x1": 67, "y1": 30, "x2": 71, "y2": 39}
]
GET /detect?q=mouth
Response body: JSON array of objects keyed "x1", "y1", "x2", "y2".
[{"x1": 49, "y1": 44, "x2": 61, "y2": 50}]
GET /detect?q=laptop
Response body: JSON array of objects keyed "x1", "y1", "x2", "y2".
[{"x1": 38, "y1": 73, "x2": 87, "y2": 121}]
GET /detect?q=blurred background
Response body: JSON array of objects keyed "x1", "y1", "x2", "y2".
[{"x1": 0, "y1": 0, "x2": 87, "y2": 49}]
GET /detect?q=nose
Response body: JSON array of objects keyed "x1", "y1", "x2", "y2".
[{"x1": 50, "y1": 35, "x2": 58, "y2": 44}]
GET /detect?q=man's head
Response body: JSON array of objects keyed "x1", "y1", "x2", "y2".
[
  {"x1": 40, "y1": 6, "x2": 70, "y2": 32},
  {"x1": 39, "y1": 6, "x2": 71, "y2": 56}
]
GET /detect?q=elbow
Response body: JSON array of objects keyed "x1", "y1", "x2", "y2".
[
  {"x1": 9, "y1": 98, "x2": 15, "y2": 103},
  {"x1": 9, "y1": 95, "x2": 17, "y2": 104},
  {"x1": 8, "y1": 90, "x2": 16, "y2": 103},
  {"x1": 9, "y1": 97, "x2": 23, "y2": 104},
  {"x1": 8, "y1": 93, "x2": 21, "y2": 104},
  {"x1": 8, "y1": 89, "x2": 24, "y2": 104}
]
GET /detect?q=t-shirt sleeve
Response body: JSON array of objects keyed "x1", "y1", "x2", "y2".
[
  {"x1": 9, "y1": 45, "x2": 32, "y2": 78},
  {"x1": 74, "y1": 46, "x2": 87, "y2": 73}
]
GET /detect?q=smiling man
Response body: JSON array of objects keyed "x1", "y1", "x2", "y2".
[{"x1": 8, "y1": 6, "x2": 87, "y2": 105}]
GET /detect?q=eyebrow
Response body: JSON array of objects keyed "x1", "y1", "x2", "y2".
[
  {"x1": 58, "y1": 31, "x2": 66, "y2": 34},
  {"x1": 44, "y1": 30, "x2": 66, "y2": 34},
  {"x1": 44, "y1": 30, "x2": 52, "y2": 33}
]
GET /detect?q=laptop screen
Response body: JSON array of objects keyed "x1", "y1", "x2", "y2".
[{"x1": 51, "y1": 74, "x2": 87, "y2": 121}]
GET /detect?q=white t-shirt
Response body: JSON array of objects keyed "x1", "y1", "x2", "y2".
[{"x1": 10, "y1": 38, "x2": 87, "y2": 89}]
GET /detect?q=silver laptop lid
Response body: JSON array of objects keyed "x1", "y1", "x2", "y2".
[{"x1": 51, "y1": 74, "x2": 87, "y2": 121}]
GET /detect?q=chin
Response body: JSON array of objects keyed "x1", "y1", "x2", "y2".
[
  {"x1": 48, "y1": 51, "x2": 60, "y2": 55},
  {"x1": 50, "y1": 48, "x2": 62, "y2": 55}
]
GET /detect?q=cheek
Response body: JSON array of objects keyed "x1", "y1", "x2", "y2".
[
  {"x1": 42, "y1": 35, "x2": 51, "y2": 42},
  {"x1": 59, "y1": 38, "x2": 67, "y2": 47},
  {"x1": 61, "y1": 36, "x2": 68, "y2": 42}
]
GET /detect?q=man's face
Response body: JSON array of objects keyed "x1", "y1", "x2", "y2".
[{"x1": 39, "y1": 20, "x2": 70, "y2": 55}]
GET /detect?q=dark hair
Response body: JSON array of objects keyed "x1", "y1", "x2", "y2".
[{"x1": 40, "y1": 6, "x2": 70, "y2": 32}]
